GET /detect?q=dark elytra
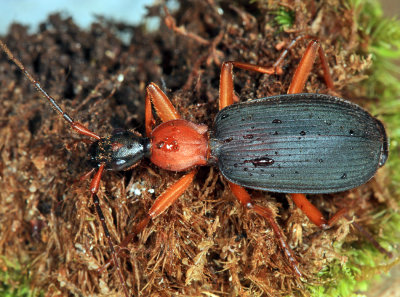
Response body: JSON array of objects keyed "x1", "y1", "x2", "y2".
[{"x1": 209, "y1": 93, "x2": 388, "y2": 193}]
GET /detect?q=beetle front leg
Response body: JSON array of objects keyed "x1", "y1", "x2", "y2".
[
  {"x1": 89, "y1": 164, "x2": 130, "y2": 297},
  {"x1": 126, "y1": 169, "x2": 197, "y2": 228},
  {"x1": 145, "y1": 82, "x2": 181, "y2": 136},
  {"x1": 98, "y1": 170, "x2": 197, "y2": 274}
]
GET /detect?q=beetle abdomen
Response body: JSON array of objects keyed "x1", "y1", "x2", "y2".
[{"x1": 209, "y1": 93, "x2": 388, "y2": 194}]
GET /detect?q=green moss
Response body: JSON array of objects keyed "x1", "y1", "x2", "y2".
[
  {"x1": 307, "y1": 1, "x2": 400, "y2": 296},
  {"x1": 309, "y1": 226, "x2": 399, "y2": 296},
  {"x1": 352, "y1": 0, "x2": 400, "y2": 192},
  {"x1": 272, "y1": 7, "x2": 295, "y2": 31},
  {"x1": 0, "y1": 256, "x2": 43, "y2": 297},
  {"x1": 351, "y1": 0, "x2": 400, "y2": 98}
]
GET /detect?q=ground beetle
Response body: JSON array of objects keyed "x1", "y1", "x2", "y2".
[{"x1": 0, "y1": 36, "x2": 388, "y2": 297}]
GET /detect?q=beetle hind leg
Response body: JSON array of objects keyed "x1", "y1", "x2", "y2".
[
  {"x1": 290, "y1": 193, "x2": 393, "y2": 258},
  {"x1": 229, "y1": 182, "x2": 303, "y2": 277},
  {"x1": 290, "y1": 193, "x2": 347, "y2": 229}
]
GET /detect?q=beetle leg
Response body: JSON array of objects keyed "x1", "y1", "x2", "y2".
[
  {"x1": 287, "y1": 40, "x2": 334, "y2": 94},
  {"x1": 219, "y1": 37, "x2": 335, "y2": 109},
  {"x1": 89, "y1": 164, "x2": 130, "y2": 297},
  {"x1": 290, "y1": 193, "x2": 392, "y2": 258},
  {"x1": 148, "y1": 169, "x2": 197, "y2": 218},
  {"x1": 219, "y1": 61, "x2": 277, "y2": 109},
  {"x1": 98, "y1": 170, "x2": 197, "y2": 274},
  {"x1": 229, "y1": 182, "x2": 302, "y2": 277},
  {"x1": 290, "y1": 193, "x2": 349, "y2": 229},
  {"x1": 286, "y1": 41, "x2": 346, "y2": 230},
  {"x1": 145, "y1": 82, "x2": 181, "y2": 136}
]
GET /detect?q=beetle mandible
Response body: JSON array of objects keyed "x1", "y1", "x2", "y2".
[{"x1": 0, "y1": 35, "x2": 388, "y2": 297}]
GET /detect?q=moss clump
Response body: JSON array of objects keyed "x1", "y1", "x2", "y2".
[{"x1": 306, "y1": 0, "x2": 400, "y2": 296}]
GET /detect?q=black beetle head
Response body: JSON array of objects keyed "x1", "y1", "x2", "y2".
[{"x1": 88, "y1": 130, "x2": 151, "y2": 171}]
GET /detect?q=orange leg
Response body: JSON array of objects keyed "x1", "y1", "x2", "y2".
[
  {"x1": 148, "y1": 170, "x2": 197, "y2": 218},
  {"x1": 219, "y1": 60, "x2": 303, "y2": 277},
  {"x1": 290, "y1": 194, "x2": 348, "y2": 229},
  {"x1": 287, "y1": 40, "x2": 334, "y2": 94},
  {"x1": 219, "y1": 37, "x2": 334, "y2": 110},
  {"x1": 101, "y1": 86, "x2": 198, "y2": 278},
  {"x1": 145, "y1": 82, "x2": 180, "y2": 136},
  {"x1": 219, "y1": 61, "x2": 277, "y2": 109},
  {"x1": 124, "y1": 170, "x2": 197, "y2": 240},
  {"x1": 229, "y1": 183, "x2": 302, "y2": 277},
  {"x1": 99, "y1": 170, "x2": 197, "y2": 273},
  {"x1": 89, "y1": 164, "x2": 130, "y2": 297},
  {"x1": 283, "y1": 40, "x2": 348, "y2": 229},
  {"x1": 271, "y1": 35, "x2": 334, "y2": 90}
]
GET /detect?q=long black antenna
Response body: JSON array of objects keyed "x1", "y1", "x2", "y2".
[{"x1": 0, "y1": 39, "x2": 100, "y2": 140}]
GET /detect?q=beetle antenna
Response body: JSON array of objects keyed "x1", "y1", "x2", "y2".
[{"x1": 0, "y1": 39, "x2": 100, "y2": 140}]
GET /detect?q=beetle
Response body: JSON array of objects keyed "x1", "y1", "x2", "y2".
[{"x1": 0, "y1": 37, "x2": 388, "y2": 297}]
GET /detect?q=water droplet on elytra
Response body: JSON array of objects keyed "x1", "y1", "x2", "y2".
[
  {"x1": 243, "y1": 134, "x2": 254, "y2": 139},
  {"x1": 224, "y1": 137, "x2": 233, "y2": 143},
  {"x1": 244, "y1": 157, "x2": 275, "y2": 167}
]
